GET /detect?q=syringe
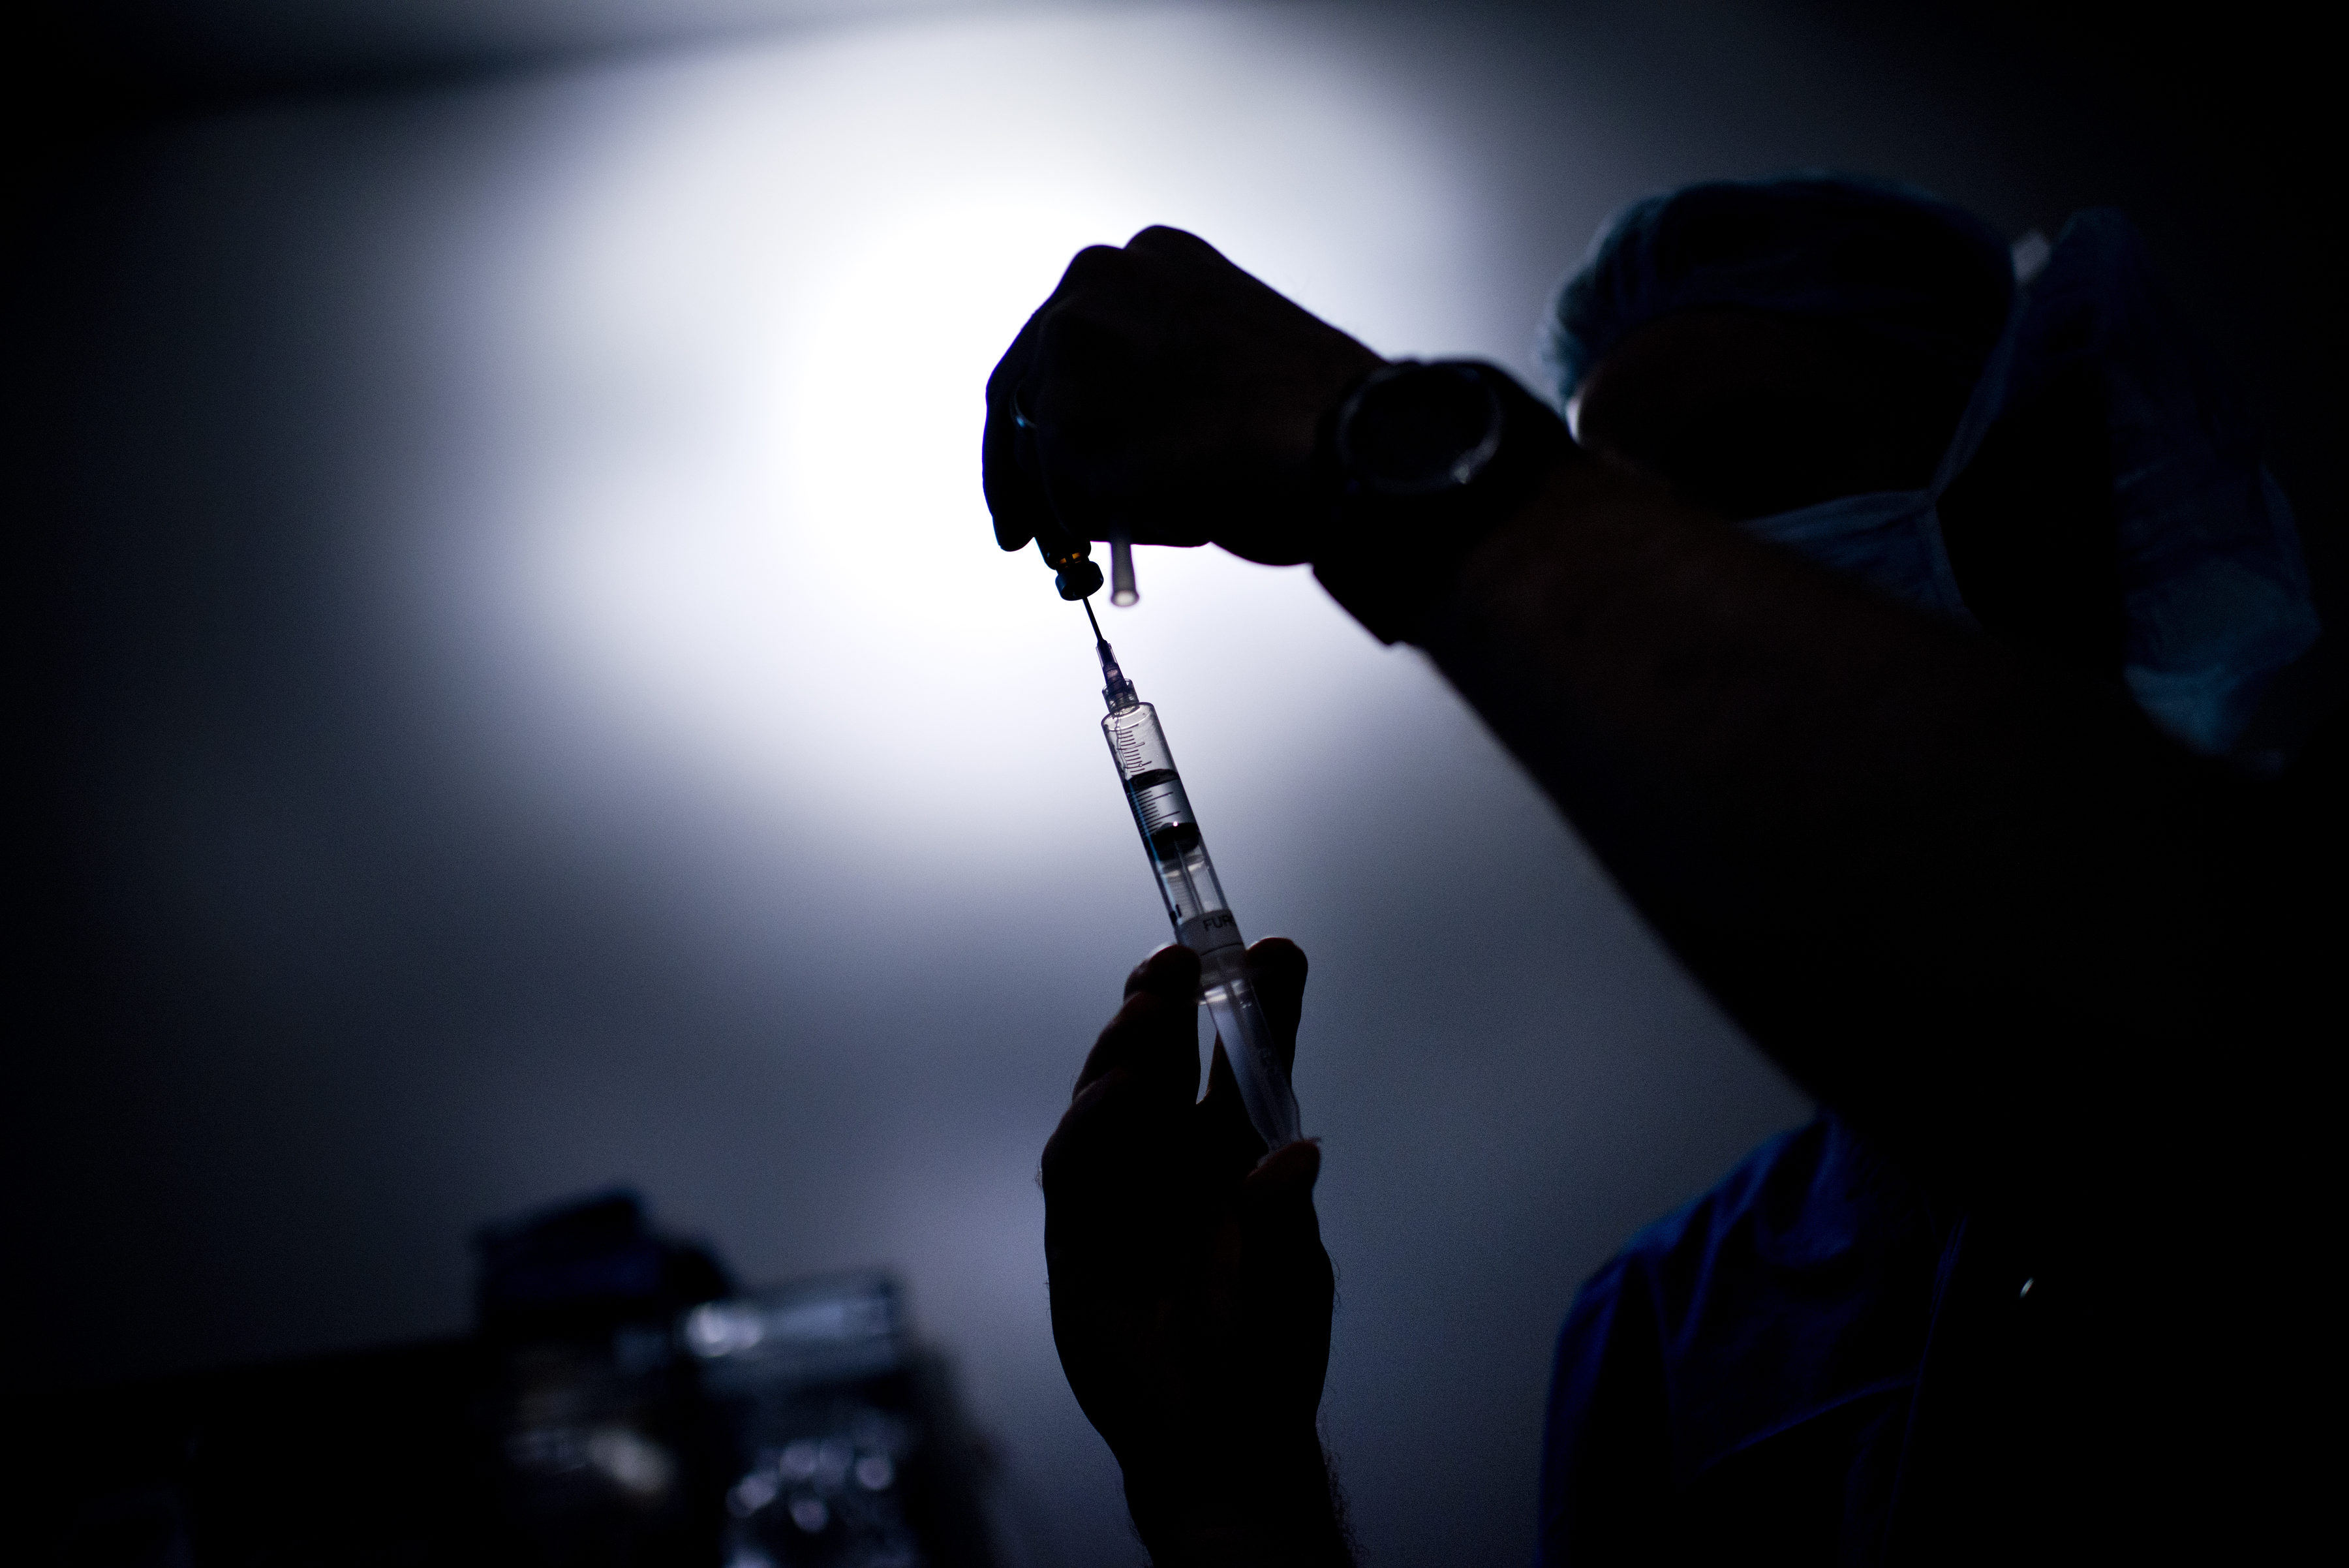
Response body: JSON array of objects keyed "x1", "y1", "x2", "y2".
[{"x1": 1083, "y1": 600, "x2": 1302, "y2": 1150}]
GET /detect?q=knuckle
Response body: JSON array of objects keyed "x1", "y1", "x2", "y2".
[
  {"x1": 1126, "y1": 224, "x2": 1205, "y2": 256},
  {"x1": 1039, "y1": 1131, "x2": 1077, "y2": 1192},
  {"x1": 1032, "y1": 305, "x2": 1115, "y2": 371},
  {"x1": 1060, "y1": 243, "x2": 1128, "y2": 288}
]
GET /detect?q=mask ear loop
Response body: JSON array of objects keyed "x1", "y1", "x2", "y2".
[
  {"x1": 1929, "y1": 290, "x2": 2031, "y2": 501},
  {"x1": 1903, "y1": 289, "x2": 2031, "y2": 625}
]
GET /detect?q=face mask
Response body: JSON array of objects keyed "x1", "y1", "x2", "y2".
[
  {"x1": 1734, "y1": 299, "x2": 2020, "y2": 630},
  {"x1": 1735, "y1": 213, "x2": 2320, "y2": 758}
]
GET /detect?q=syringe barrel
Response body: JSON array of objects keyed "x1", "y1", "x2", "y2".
[{"x1": 1102, "y1": 699, "x2": 1302, "y2": 1150}]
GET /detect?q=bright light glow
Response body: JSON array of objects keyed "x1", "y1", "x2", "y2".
[
  {"x1": 588, "y1": 1424, "x2": 679, "y2": 1498},
  {"x1": 431, "y1": 4, "x2": 1499, "y2": 887}
]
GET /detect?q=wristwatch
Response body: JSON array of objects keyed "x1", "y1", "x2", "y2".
[{"x1": 1313, "y1": 359, "x2": 1573, "y2": 642}]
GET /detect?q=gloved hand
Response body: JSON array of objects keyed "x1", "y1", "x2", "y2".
[
  {"x1": 1040, "y1": 939, "x2": 1349, "y2": 1566},
  {"x1": 984, "y1": 226, "x2": 1386, "y2": 568}
]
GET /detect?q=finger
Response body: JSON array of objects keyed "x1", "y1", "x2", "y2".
[
  {"x1": 1071, "y1": 944, "x2": 1201, "y2": 1099},
  {"x1": 985, "y1": 247, "x2": 1132, "y2": 551},
  {"x1": 1041, "y1": 948, "x2": 1206, "y2": 1272},
  {"x1": 1021, "y1": 305, "x2": 1150, "y2": 547},
  {"x1": 1124, "y1": 941, "x2": 1202, "y2": 1002},
  {"x1": 983, "y1": 315, "x2": 1056, "y2": 553},
  {"x1": 991, "y1": 251, "x2": 1159, "y2": 552},
  {"x1": 1195, "y1": 1038, "x2": 1270, "y2": 1174},
  {"x1": 1122, "y1": 224, "x2": 1234, "y2": 269},
  {"x1": 1236, "y1": 1139, "x2": 1334, "y2": 1381},
  {"x1": 1238, "y1": 1141, "x2": 1331, "y2": 1291},
  {"x1": 1245, "y1": 938, "x2": 1307, "y2": 1077},
  {"x1": 1041, "y1": 981, "x2": 1197, "y2": 1224},
  {"x1": 1246, "y1": 1136, "x2": 1321, "y2": 1188}
]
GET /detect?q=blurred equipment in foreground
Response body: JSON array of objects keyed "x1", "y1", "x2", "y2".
[{"x1": 7, "y1": 1192, "x2": 1004, "y2": 1568}]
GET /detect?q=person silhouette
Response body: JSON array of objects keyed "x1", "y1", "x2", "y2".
[{"x1": 991, "y1": 176, "x2": 2339, "y2": 1565}]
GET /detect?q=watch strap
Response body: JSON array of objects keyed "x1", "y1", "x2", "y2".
[{"x1": 1310, "y1": 361, "x2": 1576, "y2": 644}]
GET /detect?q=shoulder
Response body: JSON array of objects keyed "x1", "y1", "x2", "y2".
[
  {"x1": 1606, "y1": 1113, "x2": 1862, "y2": 1296},
  {"x1": 1554, "y1": 1115, "x2": 1944, "y2": 1475},
  {"x1": 1555, "y1": 1113, "x2": 1850, "y2": 1383}
]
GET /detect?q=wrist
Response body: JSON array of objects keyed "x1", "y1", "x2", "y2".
[
  {"x1": 1124, "y1": 1432, "x2": 1350, "y2": 1568},
  {"x1": 1308, "y1": 360, "x2": 1579, "y2": 645}
]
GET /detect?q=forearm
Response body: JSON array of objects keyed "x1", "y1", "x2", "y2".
[{"x1": 1328, "y1": 449, "x2": 2260, "y2": 1200}]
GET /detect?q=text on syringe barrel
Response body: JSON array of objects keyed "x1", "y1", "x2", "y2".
[{"x1": 1126, "y1": 775, "x2": 1240, "y2": 959}]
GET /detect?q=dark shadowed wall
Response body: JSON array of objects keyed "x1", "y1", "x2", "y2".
[{"x1": 8, "y1": 3, "x2": 2328, "y2": 1563}]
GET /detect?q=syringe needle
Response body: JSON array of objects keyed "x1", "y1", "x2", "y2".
[{"x1": 1082, "y1": 594, "x2": 1104, "y2": 643}]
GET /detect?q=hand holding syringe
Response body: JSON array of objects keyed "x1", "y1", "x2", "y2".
[
  {"x1": 1082, "y1": 593, "x2": 1302, "y2": 1150},
  {"x1": 994, "y1": 230, "x2": 1359, "y2": 1561}
]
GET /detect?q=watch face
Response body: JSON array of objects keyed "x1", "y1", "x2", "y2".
[{"x1": 1339, "y1": 362, "x2": 1505, "y2": 495}]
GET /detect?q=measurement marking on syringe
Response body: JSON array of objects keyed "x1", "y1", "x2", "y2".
[{"x1": 1089, "y1": 622, "x2": 1300, "y2": 1148}]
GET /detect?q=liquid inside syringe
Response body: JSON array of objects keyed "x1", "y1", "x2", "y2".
[{"x1": 1089, "y1": 610, "x2": 1301, "y2": 1150}]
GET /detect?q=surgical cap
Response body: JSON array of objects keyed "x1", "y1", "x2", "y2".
[{"x1": 1543, "y1": 174, "x2": 2016, "y2": 408}]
